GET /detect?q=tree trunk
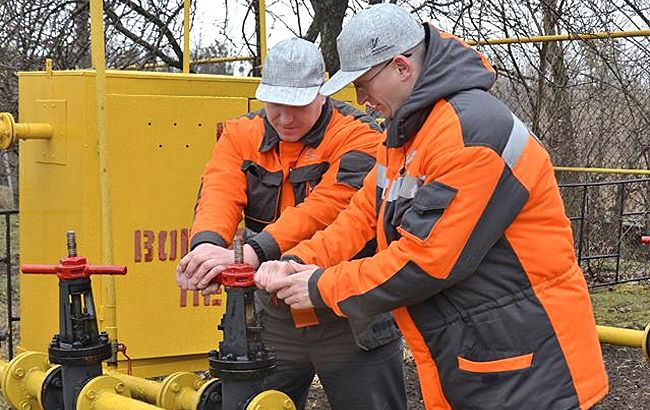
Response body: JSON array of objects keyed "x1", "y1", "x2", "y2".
[{"x1": 305, "y1": 0, "x2": 348, "y2": 74}]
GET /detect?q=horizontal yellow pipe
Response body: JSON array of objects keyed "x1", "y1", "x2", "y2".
[
  {"x1": 554, "y1": 166, "x2": 650, "y2": 175},
  {"x1": 14, "y1": 122, "x2": 54, "y2": 140},
  {"x1": 597, "y1": 324, "x2": 649, "y2": 361},
  {"x1": 92, "y1": 392, "x2": 162, "y2": 410},
  {"x1": 0, "y1": 112, "x2": 53, "y2": 150},
  {"x1": 467, "y1": 29, "x2": 650, "y2": 46},
  {"x1": 111, "y1": 372, "x2": 161, "y2": 404},
  {"x1": 597, "y1": 325, "x2": 644, "y2": 347},
  {"x1": 78, "y1": 375, "x2": 163, "y2": 410},
  {"x1": 134, "y1": 55, "x2": 255, "y2": 70},
  {"x1": 24, "y1": 368, "x2": 47, "y2": 402}
]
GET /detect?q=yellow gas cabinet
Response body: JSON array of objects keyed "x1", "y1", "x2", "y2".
[{"x1": 15, "y1": 69, "x2": 359, "y2": 377}]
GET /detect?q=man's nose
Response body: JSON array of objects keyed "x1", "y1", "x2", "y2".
[{"x1": 278, "y1": 109, "x2": 293, "y2": 125}]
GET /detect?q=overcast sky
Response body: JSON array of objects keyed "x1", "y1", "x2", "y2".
[{"x1": 191, "y1": 1, "x2": 313, "y2": 53}]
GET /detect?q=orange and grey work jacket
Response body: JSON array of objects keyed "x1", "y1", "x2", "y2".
[
  {"x1": 191, "y1": 99, "x2": 400, "y2": 348},
  {"x1": 285, "y1": 25, "x2": 608, "y2": 409}
]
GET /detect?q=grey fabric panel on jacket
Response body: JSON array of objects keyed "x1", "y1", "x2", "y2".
[
  {"x1": 336, "y1": 151, "x2": 377, "y2": 189},
  {"x1": 289, "y1": 162, "x2": 330, "y2": 204},
  {"x1": 241, "y1": 160, "x2": 282, "y2": 224},
  {"x1": 400, "y1": 180, "x2": 457, "y2": 241},
  {"x1": 190, "y1": 230, "x2": 227, "y2": 250},
  {"x1": 448, "y1": 89, "x2": 514, "y2": 154},
  {"x1": 449, "y1": 89, "x2": 531, "y2": 170},
  {"x1": 248, "y1": 231, "x2": 282, "y2": 263}
]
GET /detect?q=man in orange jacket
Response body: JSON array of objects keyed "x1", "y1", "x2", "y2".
[
  {"x1": 257, "y1": 4, "x2": 608, "y2": 409},
  {"x1": 176, "y1": 38, "x2": 406, "y2": 410}
]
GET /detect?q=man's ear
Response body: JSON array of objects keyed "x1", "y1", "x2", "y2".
[{"x1": 393, "y1": 55, "x2": 413, "y2": 80}]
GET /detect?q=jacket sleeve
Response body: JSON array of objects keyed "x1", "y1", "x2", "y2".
[
  {"x1": 247, "y1": 125, "x2": 381, "y2": 262},
  {"x1": 305, "y1": 145, "x2": 530, "y2": 318},
  {"x1": 284, "y1": 166, "x2": 379, "y2": 267},
  {"x1": 190, "y1": 122, "x2": 247, "y2": 249}
]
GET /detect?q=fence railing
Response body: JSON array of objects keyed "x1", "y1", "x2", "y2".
[
  {"x1": 560, "y1": 178, "x2": 650, "y2": 288},
  {"x1": 0, "y1": 209, "x2": 18, "y2": 359}
]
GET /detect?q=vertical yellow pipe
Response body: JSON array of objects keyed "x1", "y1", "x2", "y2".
[
  {"x1": 259, "y1": 0, "x2": 267, "y2": 66},
  {"x1": 183, "y1": 0, "x2": 191, "y2": 74},
  {"x1": 90, "y1": 0, "x2": 118, "y2": 368},
  {"x1": 0, "y1": 359, "x2": 8, "y2": 384}
]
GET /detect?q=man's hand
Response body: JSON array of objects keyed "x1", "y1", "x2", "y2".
[
  {"x1": 257, "y1": 260, "x2": 320, "y2": 309},
  {"x1": 254, "y1": 260, "x2": 295, "y2": 291},
  {"x1": 176, "y1": 243, "x2": 233, "y2": 292},
  {"x1": 269, "y1": 268, "x2": 319, "y2": 309}
]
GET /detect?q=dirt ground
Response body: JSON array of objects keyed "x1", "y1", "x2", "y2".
[{"x1": 306, "y1": 343, "x2": 650, "y2": 409}]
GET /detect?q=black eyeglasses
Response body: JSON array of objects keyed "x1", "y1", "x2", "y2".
[
  {"x1": 352, "y1": 53, "x2": 413, "y2": 95},
  {"x1": 352, "y1": 59, "x2": 393, "y2": 95}
]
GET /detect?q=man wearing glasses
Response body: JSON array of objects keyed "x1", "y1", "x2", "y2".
[{"x1": 257, "y1": 4, "x2": 608, "y2": 409}]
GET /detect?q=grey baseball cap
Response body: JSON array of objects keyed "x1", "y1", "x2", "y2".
[
  {"x1": 255, "y1": 38, "x2": 325, "y2": 106},
  {"x1": 320, "y1": 4, "x2": 425, "y2": 96}
]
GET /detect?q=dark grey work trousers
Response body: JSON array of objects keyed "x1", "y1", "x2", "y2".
[{"x1": 260, "y1": 312, "x2": 407, "y2": 410}]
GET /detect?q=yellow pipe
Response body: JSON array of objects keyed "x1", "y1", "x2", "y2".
[
  {"x1": 133, "y1": 29, "x2": 650, "y2": 70},
  {"x1": 597, "y1": 324, "x2": 650, "y2": 361},
  {"x1": 554, "y1": 166, "x2": 650, "y2": 175},
  {"x1": 157, "y1": 371, "x2": 210, "y2": 410},
  {"x1": 466, "y1": 29, "x2": 650, "y2": 46},
  {"x1": 111, "y1": 372, "x2": 162, "y2": 404},
  {"x1": 77, "y1": 375, "x2": 163, "y2": 410},
  {"x1": 183, "y1": 0, "x2": 191, "y2": 74},
  {"x1": 130, "y1": 55, "x2": 254, "y2": 70},
  {"x1": 188, "y1": 55, "x2": 255, "y2": 65},
  {"x1": 14, "y1": 123, "x2": 54, "y2": 140},
  {"x1": 0, "y1": 360, "x2": 7, "y2": 381},
  {"x1": 258, "y1": 0, "x2": 267, "y2": 67},
  {"x1": 90, "y1": 0, "x2": 119, "y2": 368},
  {"x1": 24, "y1": 366, "x2": 47, "y2": 405},
  {"x1": 0, "y1": 352, "x2": 51, "y2": 410},
  {"x1": 112, "y1": 370, "x2": 218, "y2": 409},
  {"x1": 0, "y1": 112, "x2": 53, "y2": 149}
]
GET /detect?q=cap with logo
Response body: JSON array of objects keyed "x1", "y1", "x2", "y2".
[
  {"x1": 255, "y1": 38, "x2": 325, "y2": 106},
  {"x1": 319, "y1": 3, "x2": 425, "y2": 96}
]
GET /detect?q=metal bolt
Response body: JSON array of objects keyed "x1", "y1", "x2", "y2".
[
  {"x1": 20, "y1": 401, "x2": 31, "y2": 410},
  {"x1": 193, "y1": 380, "x2": 203, "y2": 390},
  {"x1": 283, "y1": 399, "x2": 294, "y2": 409},
  {"x1": 234, "y1": 235, "x2": 243, "y2": 264},
  {"x1": 66, "y1": 231, "x2": 77, "y2": 257},
  {"x1": 85, "y1": 390, "x2": 96, "y2": 401},
  {"x1": 170, "y1": 382, "x2": 180, "y2": 393},
  {"x1": 13, "y1": 367, "x2": 25, "y2": 378},
  {"x1": 115, "y1": 383, "x2": 126, "y2": 394}
]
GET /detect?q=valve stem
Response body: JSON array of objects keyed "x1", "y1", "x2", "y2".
[
  {"x1": 234, "y1": 235, "x2": 243, "y2": 264},
  {"x1": 66, "y1": 231, "x2": 77, "y2": 257}
]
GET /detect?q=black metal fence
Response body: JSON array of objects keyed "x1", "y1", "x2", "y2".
[
  {"x1": 560, "y1": 177, "x2": 650, "y2": 288},
  {"x1": 0, "y1": 209, "x2": 18, "y2": 359}
]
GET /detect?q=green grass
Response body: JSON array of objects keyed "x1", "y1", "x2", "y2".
[{"x1": 590, "y1": 284, "x2": 650, "y2": 329}]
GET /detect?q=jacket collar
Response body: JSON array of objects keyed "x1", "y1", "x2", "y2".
[
  {"x1": 258, "y1": 98, "x2": 333, "y2": 152},
  {"x1": 385, "y1": 24, "x2": 496, "y2": 148}
]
